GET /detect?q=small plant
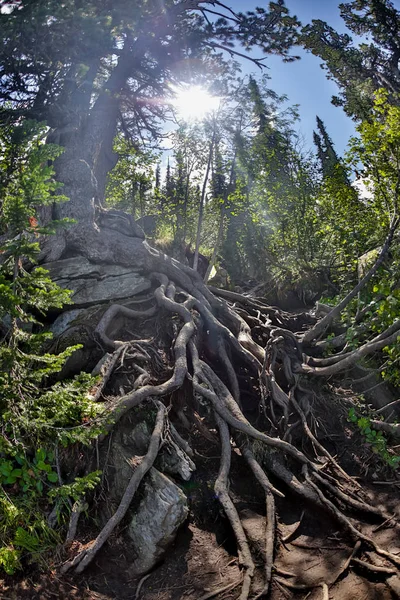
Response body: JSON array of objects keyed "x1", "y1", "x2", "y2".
[
  {"x1": 348, "y1": 407, "x2": 400, "y2": 469},
  {"x1": 0, "y1": 448, "x2": 58, "y2": 493}
]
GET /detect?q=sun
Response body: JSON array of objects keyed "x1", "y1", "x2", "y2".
[{"x1": 171, "y1": 85, "x2": 220, "y2": 121}]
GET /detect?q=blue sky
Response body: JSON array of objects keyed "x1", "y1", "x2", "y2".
[{"x1": 227, "y1": 0, "x2": 357, "y2": 156}]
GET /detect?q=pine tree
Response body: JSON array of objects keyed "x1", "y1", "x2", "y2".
[
  {"x1": 301, "y1": 0, "x2": 400, "y2": 119},
  {"x1": 313, "y1": 116, "x2": 347, "y2": 180}
]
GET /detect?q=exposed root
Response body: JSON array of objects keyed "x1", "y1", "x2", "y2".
[
  {"x1": 321, "y1": 583, "x2": 329, "y2": 600},
  {"x1": 240, "y1": 444, "x2": 279, "y2": 597},
  {"x1": 56, "y1": 255, "x2": 400, "y2": 597},
  {"x1": 311, "y1": 469, "x2": 393, "y2": 521},
  {"x1": 305, "y1": 471, "x2": 400, "y2": 567},
  {"x1": 65, "y1": 500, "x2": 88, "y2": 545},
  {"x1": 301, "y1": 320, "x2": 400, "y2": 376},
  {"x1": 242, "y1": 447, "x2": 276, "y2": 598},
  {"x1": 135, "y1": 573, "x2": 152, "y2": 599},
  {"x1": 288, "y1": 388, "x2": 359, "y2": 487},
  {"x1": 214, "y1": 412, "x2": 255, "y2": 600},
  {"x1": 330, "y1": 541, "x2": 361, "y2": 584},
  {"x1": 281, "y1": 509, "x2": 304, "y2": 544},
  {"x1": 351, "y1": 557, "x2": 397, "y2": 575},
  {"x1": 90, "y1": 345, "x2": 126, "y2": 401},
  {"x1": 95, "y1": 303, "x2": 157, "y2": 349},
  {"x1": 62, "y1": 402, "x2": 166, "y2": 574}
]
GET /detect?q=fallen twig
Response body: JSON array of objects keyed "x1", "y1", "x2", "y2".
[
  {"x1": 351, "y1": 557, "x2": 397, "y2": 575},
  {"x1": 135, "y1": 573, "x2": 152, "y2": 599}
]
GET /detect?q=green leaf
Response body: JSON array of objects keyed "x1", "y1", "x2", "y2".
[
  {"x1": 35, "y1": 448, "x2": 46, "y2": 462},
  {"x1": 5, "y1": 476, "x2": 17, "y2": 484}
]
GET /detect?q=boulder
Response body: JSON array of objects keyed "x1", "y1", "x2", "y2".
[
  {"x1": 156, "y1": 440, "x2": 196, "y2": 481},
  {"x1": 128, "y1": 468, "x2": 188, "y2": 575},
  {"x1": 109, "y1": 419, "x2": 195, "y2": 505},
  {"x1": 49, "y1": 309, "x2": 84, "y2": 337},
  {"x1": 43, "y1": 257, "x2": 151, "y2": 306}
]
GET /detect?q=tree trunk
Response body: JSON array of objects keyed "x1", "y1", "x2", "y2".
[{"x1": 193, "y1": 135, "x2": 214, "y2": 272}]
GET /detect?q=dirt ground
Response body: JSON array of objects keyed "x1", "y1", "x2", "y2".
[{"x1": 2, "y1": 384, "x2": 400, "y2": 600}]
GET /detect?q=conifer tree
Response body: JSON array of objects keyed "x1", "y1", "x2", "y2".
[{"x1": 301, "y1": 0, "x2": 400, "y2": 119}]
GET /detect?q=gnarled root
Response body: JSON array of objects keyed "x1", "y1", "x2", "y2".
[
  {"x1": 59, "y1": 257, "x2": 399, "y2": 597},
  {"x1": 62, "y1": 402, "x2": 166, "y2": 574}
]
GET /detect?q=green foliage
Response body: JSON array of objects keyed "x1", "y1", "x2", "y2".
[
  {"x1": 0, "y1": 0, "x2": 300, "y2": 129},
  {"x1": 301, "y1": 0, "x2": 400, "y2": 120},
  {"x1": 48, "y1": 471, "x2": 102, "y2": 505},
  {"x1": 105, "y1": 135, "x2": 157, "y2": 217},
  {"x1": 0, "y1": 448, "x2": 58, "y2": 492},
  {"x1": 318, "y1": 91, "x2": 400, "y2": 383},
  {"x1": 348, "y1": 407, "x2": 400, "y2": 468},
  {"x1": 0, "y1": 545, "x2": 20, "y2": 575},
  {"x1": 0, "y1": 123, "x2": 102, "y2": 573}
]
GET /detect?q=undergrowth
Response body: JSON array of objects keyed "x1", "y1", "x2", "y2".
[{"x1": 0, "y1": 123, "x2": 103, "y2": 574}]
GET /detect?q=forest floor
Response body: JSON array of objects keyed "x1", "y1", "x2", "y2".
[
  {"x1": 2, "y1": 384, "x2": 400, "y2": 600},
  {"x1": 2, "y1": 282, "x2": 400, "y2": 600}
]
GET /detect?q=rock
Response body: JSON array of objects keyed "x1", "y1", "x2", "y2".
[
  {"x1": 49, "y1": 309, "x2": 84, "y2": 336},
  {"x1": 208, "y1": 266, "x2": 229, "y2": 288},
  {"x1": 128, "y1": 468, "x2": 188, "y2": 575},
  {"x1": 136, "y1": 215, "x2": 157, "y2": 236},
  {"x1": 43, "y1": 257, "x2": 151, "y2": 306},
  {"x1": 109, "y1": 420, "x2": 195, "y2": 506},
  {"x1": 124, "y1": 421, "x2": 195, "y2": 482},
  {"x1": 156, "y1": 440, "x2": 196, "y2": 481},
  {"x1": 98, "y1": 209, "x2": 145, "y2": 239}
]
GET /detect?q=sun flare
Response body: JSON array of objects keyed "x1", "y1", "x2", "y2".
[{"x1": 172, "y1": 85, "x2": 220, "y2": 121}]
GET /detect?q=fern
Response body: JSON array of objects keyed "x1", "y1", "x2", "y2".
[{"x1": 13, "y1": 527, "x2": 39, "y2": 552}]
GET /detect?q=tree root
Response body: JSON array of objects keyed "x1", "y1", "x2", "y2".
[
  {"x1": 65, "y1": 500, "x2": 88, "y2": 545},
  {"x1": 95, "y1": 302, "x2": 157, "y2": 350},
  {"x1": 351, "y1": 557, "x2": 397, "y2": 575},
  {"x1": 305, "y1": 471, "x2": 400, "y2": 567},
  {"x1": 57, "y1": 255, "x2": 400, "y2": 597},
  {"x1": 242, "y1": 446, "x2": 276, "y2": 598},
  {"x1": 62, "y1": 402, "x2": 166, "y2": 574},
  {"x1": 214, "y1": 413, "x2": 255, "y2": 600},
  {"x1": 281, "y1": 510, "x2": 304, "y2": 543},
  {"x1": 90, "y1": 345, "x2": 126, "y2": 401}
]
